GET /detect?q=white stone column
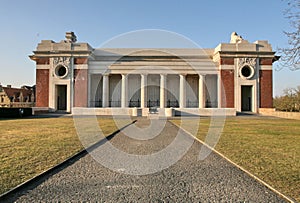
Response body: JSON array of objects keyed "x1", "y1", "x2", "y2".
[
  {"x1": 141, "y1": 74, "x2": 147, "y2": 108},
  {"x1": 179, "y1": 74, "x2": 186, "y2": 108},
  {"x1": 160, "y1": 74, "x2": 166, "y2": 108},
  {"x1": 121, "y1": 74, "x2": 128, "y2": 108},
  {"x1": 102, "y1": 73, "x2": 109, "y2": 107},
  {"x1": 199, "y1": 74, "x2": 206, "y2": 108},
  {"x1": 159, "y1": 74, "x2": 167, "y2": 108}
]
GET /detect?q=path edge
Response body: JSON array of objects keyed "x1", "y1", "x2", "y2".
[
  {"x1": 0, "y1": 119, "x2": 136, "y2": 202},
  {"x1": 171, "y1": 121, "x2": 296, "y2": 203}
]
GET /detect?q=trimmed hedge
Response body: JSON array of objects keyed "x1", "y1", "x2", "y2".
[{"x1": 0, "y1": 108, "x2": 32, "y2": 118}]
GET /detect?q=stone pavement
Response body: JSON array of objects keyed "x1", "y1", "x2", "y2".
[{"x1": 7, "y1": 118, "x2": 286, "y2": 202}]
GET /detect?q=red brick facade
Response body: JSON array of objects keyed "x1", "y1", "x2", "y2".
[
  {"x1": 259, "y1": 70, "x2": 273, "y2": 108},
  {"x1": 259, "y1": 58, "x2": 273, "y2": 65},
  {"x1": 36, "y1": 58, "x2": 49, "y2": 65},
  {"x1": 220, "y1": 70, "x2": 235, "y2": 108},
  {"x1": 74, "y1": 58, "x2": 88, "y2": 65},
  {"x1": 36, "y1": 69, "x2": 49, "y2": 107},
  {"x1": 220, "y1": 58, "x2": 234, "y2": 65},
  {"x1": 74, "y1": 69, "x2": 88, "y2": 107}
]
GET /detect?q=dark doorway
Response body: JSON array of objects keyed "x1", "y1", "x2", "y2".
[
  {"x1": 57, "y1": 85, "x2": 67, "y2": 111},
  {"x1": 147, "y1": 85, "x2": 160, "y2": 107},
  {"x1": 241, "y1": 86, "x2": 252, "y2": 112}
]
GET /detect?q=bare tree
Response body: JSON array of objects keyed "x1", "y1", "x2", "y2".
[
  {"x1": 277, "y1": 0, "x2": 300, "y2": 70},
  {"x1": 274, "y1": 86, "x2": 300, "y2": 112}
]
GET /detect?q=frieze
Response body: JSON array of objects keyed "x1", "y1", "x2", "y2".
[
  {"x1": 238, "y1": 58, "x2": 256, "y2": 68},
  {"x1": 53, "y1": 57, "x2": 71, "y2": 68}
]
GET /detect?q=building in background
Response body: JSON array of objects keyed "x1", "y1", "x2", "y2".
[
  {"x1": 0, "y1": 85, "x2": 35, "y2": 108},
  {"x1": 29, "y1": 32, "x2": 278, "y2": 116}
]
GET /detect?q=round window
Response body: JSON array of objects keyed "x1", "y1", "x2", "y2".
[
  {"x1": 240, "y1": 65, "x2": 255, "y2": 79},
  {"x1": 55, "y1": 65, "x2": 68, "y2": 78}
]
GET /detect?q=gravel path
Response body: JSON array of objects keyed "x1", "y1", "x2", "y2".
[{"x1": 8, "y1": 118, "x2": 286, "y2": 202}]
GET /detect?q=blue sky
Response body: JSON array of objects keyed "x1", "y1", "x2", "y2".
[{"x1": 0, "y1": 0, "x2": 298, "y2": 96}]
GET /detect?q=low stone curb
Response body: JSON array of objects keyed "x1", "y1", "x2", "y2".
[
  {"x1": 171, "y1": 121, "x2": 296, "y2": 203},
  {"x1": 0, "y1": 120, "x2": 136, "y2": 202}
]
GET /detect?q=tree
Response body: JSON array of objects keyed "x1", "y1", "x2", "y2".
[
  {"x1": 277, "y1": 0, "x2": 300, "y2": 70},
  {"x1": 274, "y1": 86, "x2": 300, "y2": 112}
]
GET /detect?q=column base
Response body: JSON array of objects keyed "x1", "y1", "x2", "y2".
[{"x1": 72, "y1": 107, "x2": 237, "y2": 117}]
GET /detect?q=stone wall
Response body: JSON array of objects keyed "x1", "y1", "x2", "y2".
[{"x1": 259, "y1": 108, "x2": 300, "y2": 120}]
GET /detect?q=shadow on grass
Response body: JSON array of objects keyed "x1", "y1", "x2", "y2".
[{"x1": 0, "y1": 112, "x2": 70, "y2": 121}]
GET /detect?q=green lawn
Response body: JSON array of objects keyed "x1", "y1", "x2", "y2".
[
  {"x1": 0, "y1": 116, "x2": 120, "y2": 195},
  {"x1": 171, "y1": 116, "x2": 300, "y2": 202}
]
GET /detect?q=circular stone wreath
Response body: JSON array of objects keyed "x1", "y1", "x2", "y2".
[
  {"x1": 55, "y1": 65, "x2": 68, "y2": 79},
  {"x1": 240, "y1": 65, "x2": 255, "y2": 79}
]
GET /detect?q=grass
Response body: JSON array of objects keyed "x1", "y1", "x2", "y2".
[
  {"x1": 171, "y1": 116, "x2": 300, "y2": 202},
  {"x1": 1, "y1": 116, "x2": 299, "y2": 201},
  {"x1": 0, "y1": 116, "x2": 121, "y2": 195}
]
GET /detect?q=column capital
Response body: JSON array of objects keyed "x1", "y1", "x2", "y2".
[{"x1": 103, "y1": 73, "x2": 110, "y2": 76}]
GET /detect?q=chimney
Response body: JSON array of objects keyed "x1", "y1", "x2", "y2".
[{"x1": 7, "y1": 85, "x2": 11, "y2": 88}]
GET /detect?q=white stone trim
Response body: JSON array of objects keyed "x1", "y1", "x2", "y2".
[
  {"x1": 36, "y1": 65, "x2": 50, "y2": 69},
  {"x1": 259, "y1": 65, "x2": 273, "y2": 70},
  {"x1": 219, "y1": 65, "x2": 234, "y2": 70},
  {"x1": 74, "y1": 64, "x2": 88, "y2": 69}
]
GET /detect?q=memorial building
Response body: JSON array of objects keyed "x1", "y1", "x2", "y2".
[{"x1": 30, "y1": 32, "x2": 277, "y2": 116}]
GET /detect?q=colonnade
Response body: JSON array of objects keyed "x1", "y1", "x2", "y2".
[{"x1": 100, "y1": 73, "x2": 208, "y2": 108}]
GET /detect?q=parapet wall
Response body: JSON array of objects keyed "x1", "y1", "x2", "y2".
[{"x1": 259, "y1": 108, "x2": 300, "y2": 120}]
